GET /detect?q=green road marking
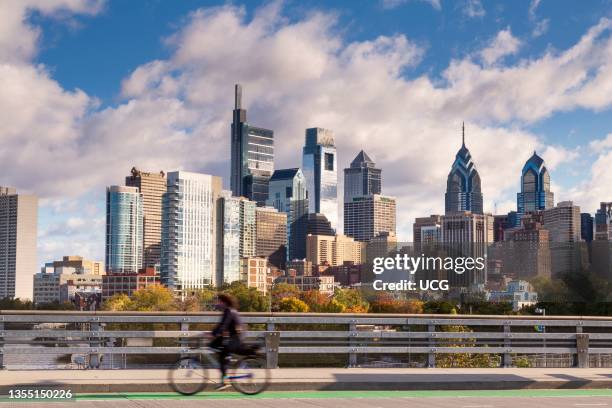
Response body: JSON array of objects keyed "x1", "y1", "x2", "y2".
[{"x1": 74, "y1": 389, "x2": 612, "y2": 401}]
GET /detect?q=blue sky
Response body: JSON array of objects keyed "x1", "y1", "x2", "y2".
[{"x1": 2, "y1": 0, "x2": 612, "y2": 266}]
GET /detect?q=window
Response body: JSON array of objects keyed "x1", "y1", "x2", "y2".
[
  {"x1": 286, "y1": 186, "x2": 293, "y2": 198},
  {"x1": 324, "y1": 153, "x2": 334, "y2": 171}
]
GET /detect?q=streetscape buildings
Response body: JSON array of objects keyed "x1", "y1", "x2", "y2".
[
  {"x1": 0, "y1": 187, "x2": 38, "y2": 300},
  {"x1": 161, "y1": 171, "x2": 223, "y2": 295},
  {"x1": 303, "y1": 127, "x2": 338, "y2": 230},
  {"x1": 230, "y1": 84, "x2": 274, "y2": 206}
]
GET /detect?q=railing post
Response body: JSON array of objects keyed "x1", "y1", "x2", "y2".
[
  {"x1": 576, "y1": 333, "x2": 589, "y2": 368},
  {"x1": 428, "y1": 322, "x2": 436, "y2": 368},
  {"x1": 0, "y1": 319, "x2": 4, "y2": 369},
  {"x1": 503, "y1": 324, "x2": 511, "y2": 368},
  {"x1": 348, "y1": 320, "x2": 357, "y2": 367},
  {"x1": 264, "y1": 323, "x2": 280, "y2": 369},
  {"x1": 89, "y1": 319, "x2": 101, "y2": 369}
]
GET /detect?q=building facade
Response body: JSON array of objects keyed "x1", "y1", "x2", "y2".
[
  {"x1": 230, "y1": 84, "x2": 274, "y2": 206},
  {"x1": 581, "y1": 212, "x2": 594, "y2": 243},
  {"x1": 125, "y1": 167, "x2": 166, "y2": 268},
  {"x1": 241, "y1": 257, "x2": 272, "y2": 294},
  {"x1": 102, "y1": 267, "x2": 160, "y2": 300},
  {"x1": 595, "y1": 202, "x2": 612, "y2": 241},
  {"x1": 302, "y1": 127, "x2": 338, "y2": 230},
  {"x1": 105, "y1": 186, "x2": 144, "y2": 274},
  {"x1": 255, "y1": 206, "x2": 287, "y2": 269},
  {"x1": 306, "y1": 234, "x2": 365, "y2": 267},
  {"x1": 413, "y1": 215, "x2": 442, "y2": 244},
  {"x1": 266, "y1": 168, "x2": 308, "y2": 261},
  {"x1": 344, "y1": 195, "x2": 396, "y2": 242},
  {"x1": 344, "y1": 150, "x2": 381, "y2": 202},
  {"x1": 445, "y1": 124, "x2": 483, "y2": 215},
  {"x1": 543, "y1": 201, "x2": 582, "y2": 276},
  {"x1": 0, "y1": 187, "x2": 38, "y2": 300},
  {"x1": 517, "y1": 152, "x2": 554, "y2": 215},
  {"x1": 161, "y1": 171, "x2": 222, "y2": 294}
]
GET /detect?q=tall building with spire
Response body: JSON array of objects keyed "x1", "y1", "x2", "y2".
[
  {"x1": 517, "y1": 151, "x2": 554, "y2": 215},
  {"x1": 445, "y1": 123, "x2": 483, "y2": 215},
  {"x1": 302, "y1": 127, "x2": 338, "y2": 230},
  {"x1": 230, "y1": 84, "x2": 274, "y2": 206},
  {"x1": 344, "y1": 150, "x2": 382, "y2": 202}
]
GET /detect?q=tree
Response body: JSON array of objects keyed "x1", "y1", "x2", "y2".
[
  {"x1": 101, "y1": 293, "x2": 132, "y2": 311},
  {"x1": 369, "y1": 293, "x2": 424, "y2": 313},
  {"x1": 226, "y1": 282, "x2": 268, "y2": 312},
  {"x1": 423, "y1": 300, "x2": 457, "y2": 314},
  {"x1": 278, "y1": 297, "x2": 309, "y2": 313},
  {"x1": 333, "y1": 288, "x2": 369, "y2": 313},
  {"x1": 0, "y1": 297, "x2": 33, "y2": 310}
]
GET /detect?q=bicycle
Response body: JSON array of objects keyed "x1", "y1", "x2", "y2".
[{"x1": 168, "y1": 340, "x2": 271, "y2": 395}]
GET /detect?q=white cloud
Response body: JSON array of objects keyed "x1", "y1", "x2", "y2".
[
  {"x1": 479, "y1": 28, "x2": 521, "y2": 65},
  {"x1": 3, "y1": 2, "x2": 612, "y2": 262},
  {"x1": 381, "y1": 0, "x2": 441, "y2": 11},
  {"x1": 463, "y1": 0, "x2": 485, "y2": 18}
]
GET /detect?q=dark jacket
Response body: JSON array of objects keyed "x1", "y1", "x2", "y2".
[{"x1": 212, "y1": 307, "x2": 243, "y2": 340}]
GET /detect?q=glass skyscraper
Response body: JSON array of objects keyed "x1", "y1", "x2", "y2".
[
  {"x1": 230, "y1": 84, "x2": 274, "y2": 206},
  {"x1": 344, "y1": 150, "x2": 381, "y2": 203},
  {"x1": 302, "y1": 127, "x2": 338, "y2": 230},
  {"x1": 517, "y1": 151, "x2": 554, "y2": 214},
  {"x1": 161, "y1": 171, "x2": 222, "y2": 294},
  {"x1": 216, "y1": 192, "x2": 256, "y2": 285},
  {"x1": 105, "y1": 186, "x2": 143, "y2": 274},
  {"x1": 266, "y1": 168, "x2": 309, "y2": 261},
  {"x1": 445, "y1": 124, "x2": 483, "y2": 215}
]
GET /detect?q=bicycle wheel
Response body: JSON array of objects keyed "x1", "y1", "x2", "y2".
[
  {"x1": 168, "y1": 357, "x2": 209, "y2": 395},
  {"x1": 229, "y1": 356, "x2": 270, "y2": 395}
]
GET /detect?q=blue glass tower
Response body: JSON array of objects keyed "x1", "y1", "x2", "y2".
[
  {"x1": 445, "y1": 123, "x2": 483, "y2": 215},
  {"x1": 105, "y1": 186, "x2": 143, "y2": 273},
  {"x1": 517, "y1": 151, "x2": 554, "y2": 214}
]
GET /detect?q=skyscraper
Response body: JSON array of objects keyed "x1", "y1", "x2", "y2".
[
  {"x1": 230, "y1": 84, "x2": 274, "y2": 206},
  {"x1": 543, "y1": 201, "x2": 582, "y2": 276},
  {"x1": 255, "y1": 206, "x2": 287, "y2": 269},
  {"x1": 517, "y1": 152, "x2": 554, "y2": 214},
  {"x1": 302, "y1": 127, "x2": 338, "y2": 230},
  {"x1": 445, "y1": 124, "x2": 483, "y2": 215},
  {"x1": 161, "y1": 171, "x2": 222, "y2": 294},
  {"x1": 105, "y1": 186, "x2": 143, "y2": 274},
  {"x1": 266, "y1": 168, "x2": 308, "y2": 261},
  {"x1": 344, "y1": 195, "x2": 396, "y2": 243},
  {"x1": 125, "y1": 167, "x2": 166, "y2": 268},
  {"x1": 0, "y1": 187, "x2": 37, "y2": 300},
  {"x1": 216, "y1": 192, "x2": 256, "y2": 285},
  {"x1": 413, "y1": 215, "x2": 442, "y2": 244},
  {"x1": 344, "y1": 150, "x2": 382, "y2": 202},
  {"x1": 595, "y1": 203, "x2": 612, "y2": 241},
  {"x1": 581, "y1": 213, "x2": 594, "y2": 242}
]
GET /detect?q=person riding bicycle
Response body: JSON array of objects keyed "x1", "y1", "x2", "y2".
[{"x1": 209, "y1": 293, "x2": 245, "y2": 390}]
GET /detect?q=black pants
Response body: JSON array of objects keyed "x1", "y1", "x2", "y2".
[{"x1": 209, "y1": 336, "x2": 242, "y2": 379}]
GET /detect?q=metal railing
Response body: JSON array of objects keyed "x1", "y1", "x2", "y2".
[{"x1": 1, "y1": 311, "x2": 611, "y2": 369}]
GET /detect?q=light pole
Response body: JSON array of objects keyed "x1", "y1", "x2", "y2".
[{"x1": 535, "y1": 307, "x2": 546, "y2": 367}]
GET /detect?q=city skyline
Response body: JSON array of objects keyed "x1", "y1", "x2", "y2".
[{"x1": 1, "y1": 1, "x2": 612, "y2": 266}]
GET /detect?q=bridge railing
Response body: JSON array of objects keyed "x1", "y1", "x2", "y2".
[{"x1": 1, "y1": 311, "x2": 610, "y2": 369}]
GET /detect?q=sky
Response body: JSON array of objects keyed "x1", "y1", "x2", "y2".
[{"x1": 1, "y1": 0, "x2": 612, "y2": 266}]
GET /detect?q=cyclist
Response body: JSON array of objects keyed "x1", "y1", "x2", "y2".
[{"x1": 209, "y1": 293, "x2": 245, "y2": 390}]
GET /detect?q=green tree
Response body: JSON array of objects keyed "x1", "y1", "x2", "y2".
[
  {"x1": 333, "y1": 288, "x2": 369, "y2": 313},
  {"x1": 278, "y1": 297, "x2": 310, "y2": 312}
]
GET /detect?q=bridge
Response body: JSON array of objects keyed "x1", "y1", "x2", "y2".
[{"x1": 1, "y1": 311, "x2": 612, "y2": 406}]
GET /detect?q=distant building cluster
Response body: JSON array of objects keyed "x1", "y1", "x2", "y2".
[{"x1": 2, "y1": 86, "x2": 612, "y2": 308}]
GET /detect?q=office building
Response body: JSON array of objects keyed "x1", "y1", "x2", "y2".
[
  {"x1": 344, "y1": 195, "x2": 396, "y2": 242},
  {"x1": 266, "y1": 168, "x2": 308, "y2": 261},
  {"x1": 306, "y1": 234, "x2": 365, "y2": 267},
  {"x1": 255, "y1": 206, "x2": 287, "y2": 269},
  {"x1": 0, "y1": 187, "x2": 38, "y2": 300},
  {"x1": 543, "y1": 201, "x2": 582, "y2": 276},
  {"x1": 302, "y1": 127, "x2": 338, "y2": 230},
  {"x1": 581, "y1": 213, "x2": 594, "y2": 242},
  {"x1": 216, "y1": 193, "x2": 256, "y2": 285},
  {"x1": 125, "y1": 167, "x2": 166, "y2": 268},
  {"x1": 286, "y1": 259, "x2": 315, "y2": 276},
  {"x1": 306, "y1": 213, "x2": 335, "y2": 236},
  {"x1": 344, "y1": 150, "x2": 381, "y2": 202},
  {"x1": 507, "y1": 214, "x2": 551, "y2": 279},
  {"x1": 595, "y1": 203, "x2": 612, "y2": 241},
  {"x1": 33, "y1": 256, "x2": 104, "y2": 305},
  {"x1": 517, "y1": 152, "x2": 554, "y2": 214},
  {"x1": 161, "y1": 171, "x2": 222, "y2": 294},
  {"x1": 445, "y1": 124, "x2": 483, "y2": 215},
  {"x1": 102, "y1": 267, "x2": 160, "y2": 300},
  {"x1": 274, "y1": 275, "x2": 335, "y2": 295},
  {"x1": 414, "y1": 215, "x2": 442, "y2": 244},
  {"x1": 366, "y1": 232, "x2": 399, "y2": 264},
  {"x1": 105, "y1": 186, "x2": 143, "y2": 274},
  {"x1": 230, "y1": 84, "x2": 274, "y2": 206}
]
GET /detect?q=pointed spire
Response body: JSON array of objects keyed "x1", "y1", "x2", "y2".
[
  {"x1": 234, "y1": 83, "x2": 242, "y2": 109},
  {"x1": 462, "y1": 121, "x2": 465, "y2": 147}
]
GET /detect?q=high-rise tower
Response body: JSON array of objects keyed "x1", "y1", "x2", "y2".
[
  {"x1": 302, "y1": 127, "x2": 338, "y2": 230},
  {"x1": 230, "y1": 84, "x2": 274, "y2": 206},
  {"x1": 445, "y1": 123, "x2": 483, "y2": 215},
  {"x1": 344, "y1": 150, "x2": 382, "y2": 202},
  {"x1": 517, "y1": 151, "x2": 554, "y2": 214}
]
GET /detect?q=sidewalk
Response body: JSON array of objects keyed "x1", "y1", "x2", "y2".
[{"x1": 1, "y1": 368, "x2": 612, "y2": 393}]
